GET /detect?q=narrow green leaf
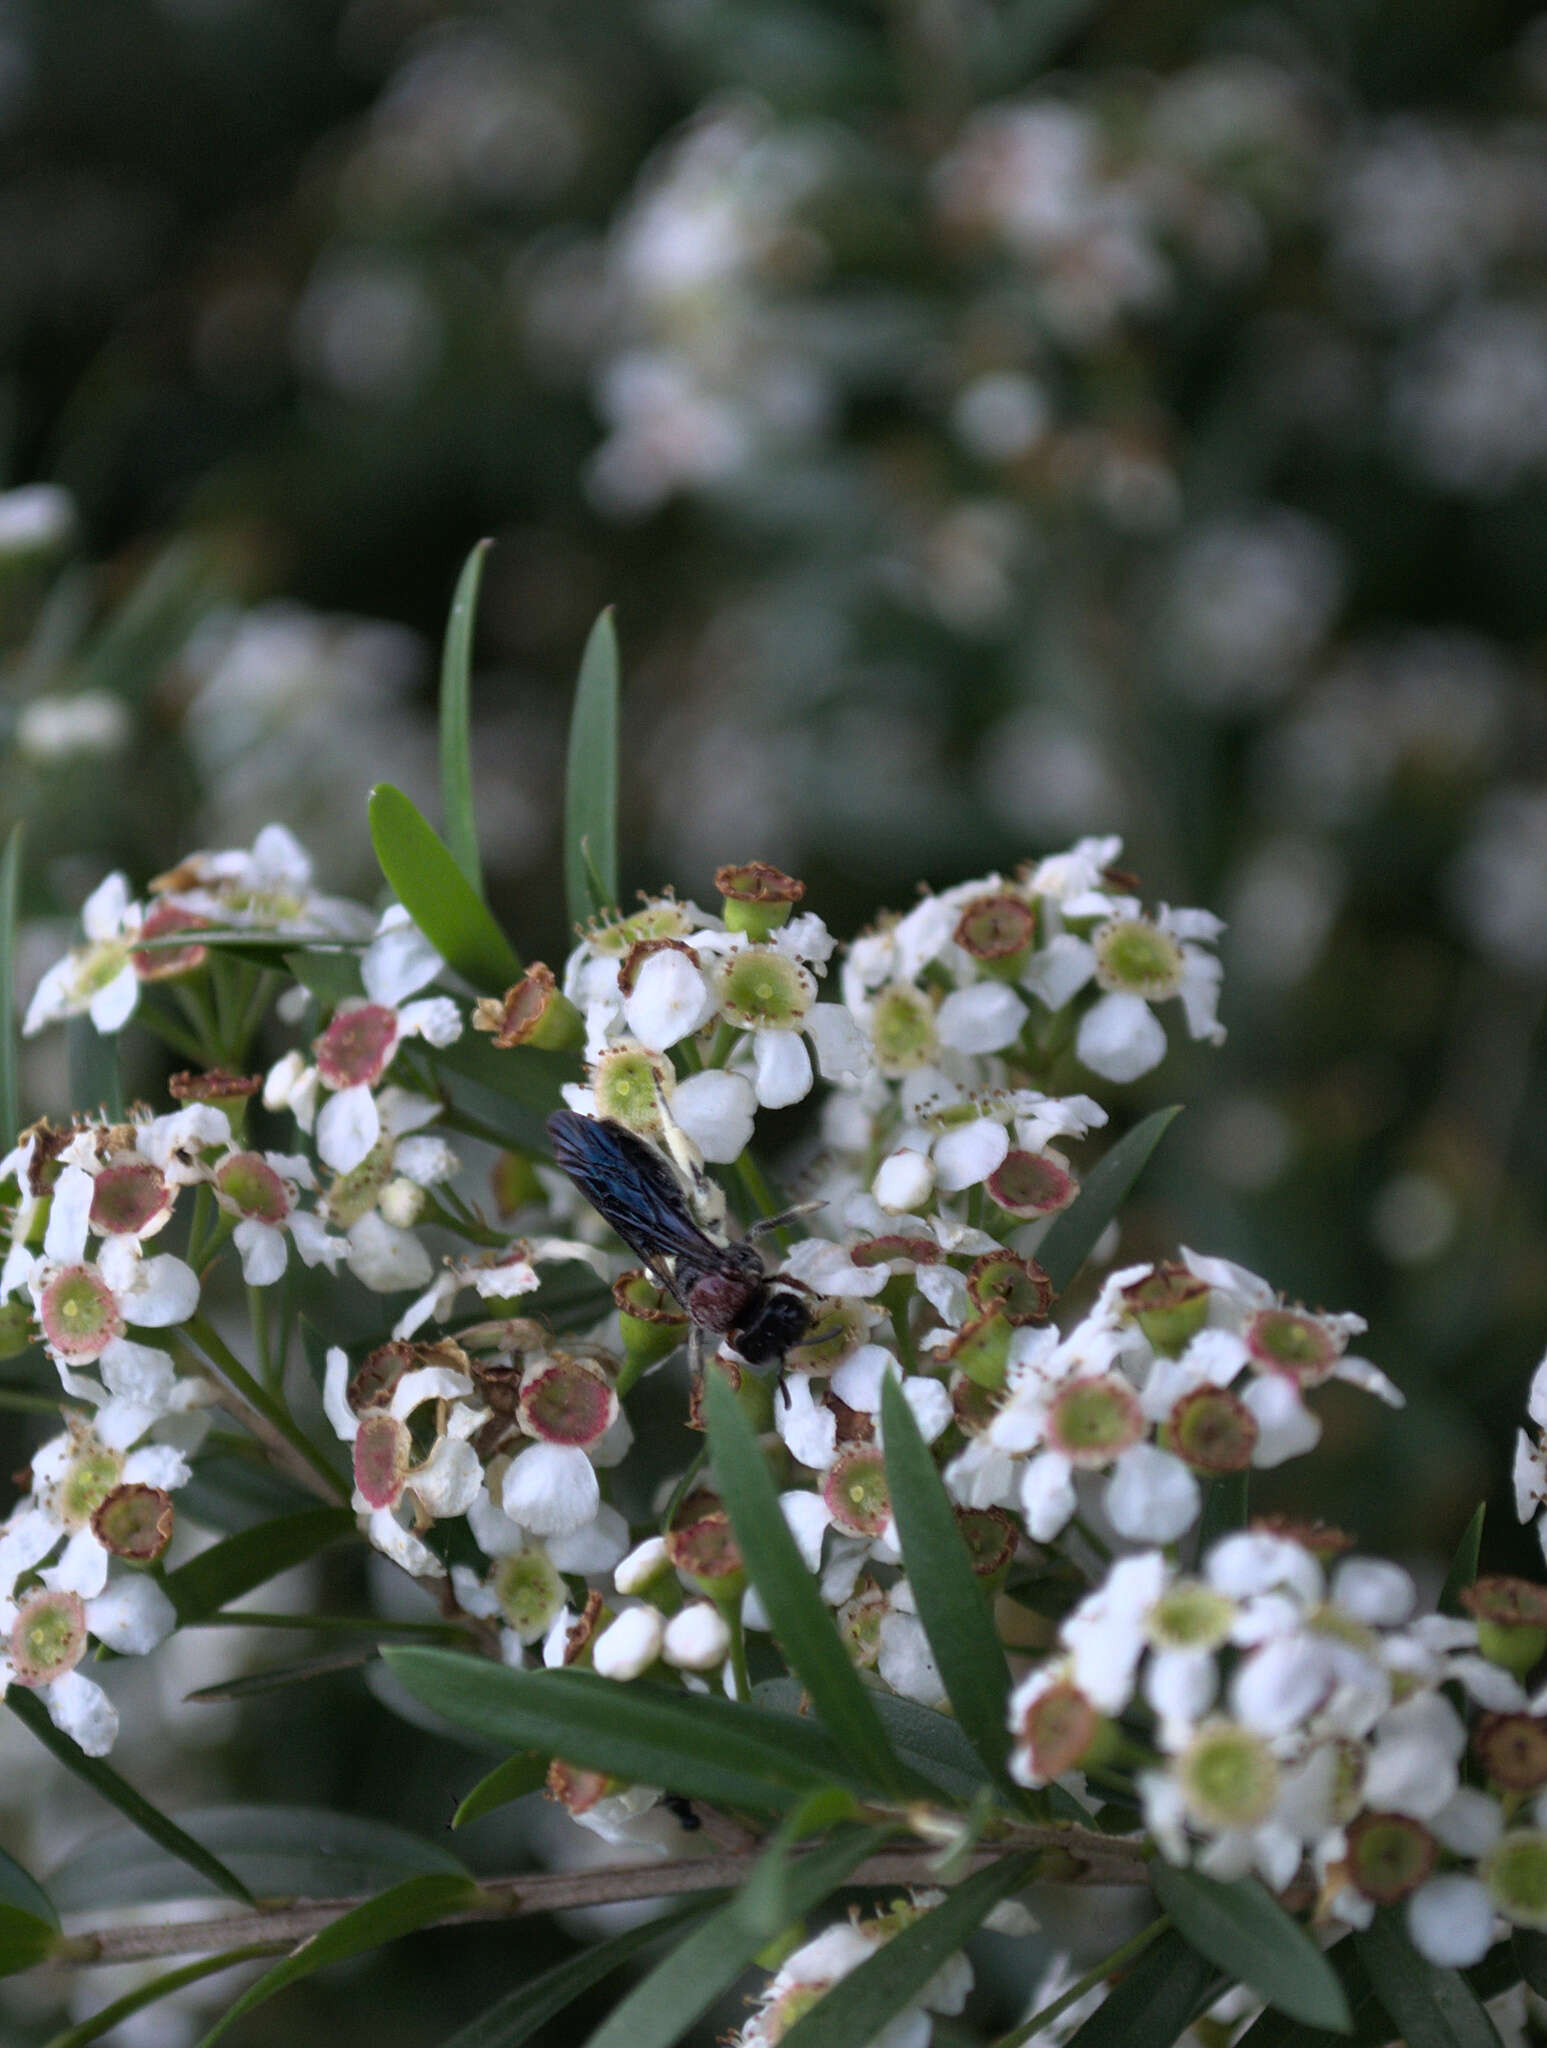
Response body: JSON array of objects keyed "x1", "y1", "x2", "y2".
[
  {"x1": 368, "y1": 783, "x2": 521, "y2": 994},
  {"x1": 4, "y1": 1689, "x2": 254, "y2": 1905},
  {"x1": 383, "y1": 1650, "x2": 864, "y2": 1810},
  {"x1": 0, "y1": 824, "x2": 22, "y2": 1144},
  {"x1": 432, "y1": 1031, "x2": 576, "y2": 1122},
  {"x1": 42, "y1": 1946, "x2": 279, "y2": 2048},
  {"x1": 1354, "y1": 1909, "x2": 1505, "y2": 2047},
  {"x1": 439, "y1": 538, "x2": 493, "y2": 894},
  {"x1": 1514, "y1": 1926, "x2": 1547, "y2": 1997},
  {"x1": 453, "y1": 1753, "x2": 549, "y2": 1828},
  {"x1": 879, "y1": 1375, "x2": 1018, "y2": 1797},
  {"x1": 584, "y1": 1827, "x2": 891, "y2": 2048},
  {"x1": 1062, "y1": 1925, "x2": 1216, "y2": 2048},
  {"x1": 46, "y1": 1805, "x2": 465, "y2": 1915},
  {"x1": 196, "y1": 1872, "x2": 483, "y2": 2046},
  {"x1": 282, "y1": 947, "x2": 362, "y2": 1008},
  {"x1": 1037, "y1": 1107, "x2": 1182, "y2": 1297},
  {"x1": 1231, "y1": 1934, "x2": 1381, "y2": 2048},
  {"x1": 0, "y1": 1843, "x2": 59, "y2": 1979},
  {"x1": 163, "y1": 1506, "x2": 355, "y2": 1624},
  {"x1": 440, "y1": 1897, "x2": 720, "y2": 2048},
  {"x1": 704, "y1": 1370, "x2": 904, "y2": 1794},
  {"x1": 67, "y1": 1015, "x2": 122, "y2": 1120},
  {"x1": 780, "y1": 1852, "x2": 1040, "y2": 2048},
  {"x1": 1440, "y1": 1503, "x2": 1486, "y2": 1616},
  {"x1": 1151, "y1": 1866, "x2": 1350, "y2": 2033},
  {"x1": 0, "y1": 1843, "x2": 56, "y2": 1928},
  {"x1": 1198, "y1": 1471, "x2": 1249, "y2": 1553},
  {"x1": 182, "y1": 1646, "x2": 372, "y2": 1703},
  {"x1": 0, "y1": 1900, "x2": 60, "y2": 1978},
  {"x1": 564, "y1": 608, "x2": 620, "y2": 929}
]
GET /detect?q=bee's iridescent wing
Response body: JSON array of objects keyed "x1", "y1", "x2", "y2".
[{"x1": 546, "y1": 1109, "x2": 722, "y2": 1274}]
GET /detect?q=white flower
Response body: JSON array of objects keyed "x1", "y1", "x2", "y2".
[
  {"x1": 1406, "y1": 1874, "x2": 1497, "y2": 1967},
  {"x1": 24, "y1": 874, "x2": 143, "y2": 1037}
]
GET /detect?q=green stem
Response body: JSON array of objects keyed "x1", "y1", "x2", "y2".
[
  {"x1": 188, "y1": 1611, "x2": 466, "y2": 1635},
  {"x1": 41, "y1": 1943, "x2": 284, "y2": 2048},
  {"x1": 992, "y1": 1915, "x2": 1170, "y2": 2048},
  {"x1": 725, "y1": 1601, "x2": 752, "y2": 1703},
  {"x1": 248, "y1": 1282, "x2": 274, "y2": 1392},
  {"x1": 1070, "y1": 1513, "x2": 1113, "y2": 1566},
  {"x1": 170, "y1": 977, "x2": 224, "y2": 1065},
  {"x1": 0, "y1": 1387, "x2": 74, "y2": 1413},
  {"x1": 704, "y1": 1020, "x2": 739, "y2": 1069},
  {"x1": 135, "y1": 1001, "x2": 209, "y2": 1066},
  {"x1": 184, "y1": 1314, "x2": 347, "y2": 1502}
]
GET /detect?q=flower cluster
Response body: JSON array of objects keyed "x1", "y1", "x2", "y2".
[{"x1": 1007, "y1": 1526, "x2": 1547, "y2": 1971}]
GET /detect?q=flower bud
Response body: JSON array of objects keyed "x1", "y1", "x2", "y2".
[
  {"x1": 715, "y1": 861, "x2": 805, "y2": 940},
  {"x1": 473, "y1": 964, "x2": 584, "y2": 1051},
  {"x1": 1462, "y1": 1577, "x2": 1547, "y2": 1679},
  {"x1": 662, "y1": 1601, "x2": 731, "y2": 1671},
  {"x1": 1121, "y1": 1262, "x2": 1211, "y2": 1354}
]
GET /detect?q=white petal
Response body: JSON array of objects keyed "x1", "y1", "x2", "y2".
[
  {"x1": 467, "y1": 1484, "x2": 523, "y2": 1556},
  {"x1": 411, "y1": 1437, "x2": 483, "y2": 1518},
  {"x1": 548, "y1": 1504, "x2": 630, "y2": 1574},
  {"x1": 323, "y1": 1346, "x2": 359, "y2": 1443},
  {"x1": 1406, "y1": 1876, "x2": 1496, "y2": 1968},
  {"x1": 1431, "y1": 1788, "x2": 1504, "y2": 1858},
  {"x1": 119, "y1": 1254, "x2": 200, "y2": 1330},
  {"x1": 367, "y1": 1506, "x2": 445, "y2": 1577},
  {"x1": 932, "y1": 1119, "x2": 1010, "y2": 1193},
  {"x1": 87, "y1": 1575, "x2": 176, "y2": 1654},
  {"x1": 805, "y1": 1003, "x2": 869, "y2": 1082},
  {"x1": 502, "y1": 1442, "x2": 600, "y2": 1536},
  {"x1": 1022, "y1": 934, "x2": 1095, "y2": 1009},
  {"x1": 829, "y1": 1346, "x2": 895, "y2": 1412},
  {"x1": 389, "y1": 1366, "x2": 475, "y2": 1418},
  {"x1": 1144, "y1": 1646, "x2": 1217, "y2": 1742},
  {"x1": 663, "y1": 1602, "x2": 730, "y2": 1671},
  {"x1": 898, "y1": 1377, "x2": 953, "y2": 1445},
  {"x1": 1105, "y1": 1443, "x2": 1201, "y2": 1543},
  {"x1": 1076, "y1": 993, "x2": 1168, "y2": 1084},
  {"x1": 233, "y1": 1219, "x2": 288, "y2": 1287},
  {"x1": 0, "y1": 1508, "x2": 62, "y2": 1588},
  {"x1": 1231, "y1": 1636, "x2": 1334, "y2": 1736},
  {"x1": 1019, "y1": 1451, "x2": 1077, "y2": 1542},
  {"x1": 624, "y1": 950, "x2": 713, "y2": 1052},
  {"x1": 346, "y1": 1212, "x2": 433, "y2": 1294},
  {"x1": 81, "y1": 872, "x2": 132, "y2": 942},
  {"x1": 593, "y1": 1605, "x2": 666, "y2": 1680},
  {"x1": 1331, "y1": 1558, "x2": 1415, "y2": 1627},
  {"x1": 98, "y1": 1337, "x2": 176, "y2": 1412},
  {"x1": 121, "y1": 1443, "x2": 190, "y2": 1490},
  {"x1": 752, "y1": 1029, "x2": 813, "y2": 1109},
  {"x1": 46, "y1": 1528, "x2": 109, "y2": 1598},
  {"x1": 317, "y1": 1084, "x2": 381, "y2": 1175},
  {"x1": 43, "y1": 1164, "x2": 95, "y2": 1264},
  {"x1": 89, "y1": 962, "x2": 140, "y2": 1035},
  {"x1": 775, "y1": 1377, "x2": 838, "y2": 1470},
  {"x1": 670, "y1": 1070, "x2": 756, "y2": 1164},
  {"x1": 44, "y1": 1668, "x2": 118, "y2": 1755},
  {"x1": 937, "y1": 982, "x2": 1028, "y2": 1054},
  {"x1": 877, "y1": 1611, "x2": 946, "y2": 1708},
  {"x1": 362, "y1": 907, "x2": 443, "y2": 1005},
  {"x1": 1241, "y1": 1376, "x2": 1322, "y2": 1467},
  {"x1": 398, "y1": 997, "x2": 463, "y2": 1048},
  {"x1": 780, "y1": 1489, "x2": 831, "y2": 1572},
  {"x1": 873, "y1": 1149, "x2": 935, "y2": 1214}
]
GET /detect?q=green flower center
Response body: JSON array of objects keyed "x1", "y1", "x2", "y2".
[
  {"x1": 825, "y1": 1449, "x2": 891, "y2": 1537},
  {"x1": 1485, "y1": 1831, "x2": 1547, "y2": 1928},
  {"x1": 1147, "y1": 1581, "x2": 1235, "y2": 1652},
  {"x1": 1179, "y1": 1723, "x2": 1279, "y2": 1829},
  {"x1": 61, "y1": 1445, "x2": 125, "y2": 1527},
  {"x1": 1048, "y1": 1376, "x2": 1143, "y2": 1466},
  {"x1": 717, "y1": 947, "x2": 812, "y2": 1029},
  {"x1": 10, "y1": 1590, "x2": 87, "y2": 1683},
  {"x1": 215, "y1": 1152, "x2": 289, "y2": 1225},
  {"x1": 1092, "y1": 917, "x2": 1183, "y2": 999},
  {"x1": 39, "y1": 1265, "x2": 123, "y2": 1362},
  {"x1": 493, "y1": 1549, "x2": 567, "y2": 1641},
  {"x1": 869, "y1": 984, "x2": 940, "y2": 1075}
]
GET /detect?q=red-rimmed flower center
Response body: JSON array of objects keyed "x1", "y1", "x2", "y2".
[
  {"x1": 967, "y1": 1251, "x2": 1052, "y2": 1324},
  {"x1": 518, "y1": 1358, "x2": 617, "y2": 1448},
  {"x1": 214, "y1": 1152, "x2": 290, "y2": 1226},
  {"x1": 1168, "y1": 1386, "x2": 1258, "y2": 1474},
  {"x1": 315, "y1": 1004, "x2": 400, "y2": 1090},
  {"x1": 953, "y1": 892, "x2": 1035, "y2": 961},
  {"x1": 132, "y1": 902, "x2": 210, "y2": 981},
  {"x1": 663, "y1": 1496, "x2": 743, "y2": 1585},
  {"x1": 1046, "y1": 1375, "x2": 1144, "y2": 1467},
  {"x1": 950, "y1": 1371, "x2": 1005, "y2": 1436},
  {"x1": 824, "y1": 1448, "x2": 891, "y2": 1538},
  {"x1": 985, "y1": 1150, "x2": 1077, "y2": 1220},
  {"x1": 1474, "y1": 1712, "x2": 1547, "y2": 1792},
  {"x1": 91, "y1": 1482, "x2": 175, "y2": 1563},
  {"x1": 1018, "y1": 1680, "x2": 1098, "y2": 1780},
  {"x1": 849, "y1": 1235, "x2": 941, "y2": 1270},
  {"x1": 1121, "y1": 1262, "x2": 1211, "y2": 1353},
  {"x1": 836, "y1": 1580, "x2": 886, "y2": 1666},
  {"x1": 353, "y1": 1411, "x2": 411, "y2": 1510},
  {"x1": 1346, "y1": 1812, "x2": 1437, "y2": 1903},
  {"x1": 39, "y1": 1265, "x2": 124, "y2": 1362},
  {"x1": 9, "y1": 1589, "x2": 87, "y2": 1685},
  {"x1": 89, "y1": 1162, "x2": 175, "y2": 1238},
  {"x1": 1245, "y1": 1308, "x2": 1341, "y2": 1385},
  {"x1": 955, "y1": 1505, "x2": 1017, "y2": 1577}
]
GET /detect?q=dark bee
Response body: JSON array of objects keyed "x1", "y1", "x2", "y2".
[{"x1": 546, "y1": 1108, "x2": 812, "y2": 1372}]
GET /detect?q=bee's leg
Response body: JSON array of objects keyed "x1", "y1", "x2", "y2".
[
  {"x1": 746, "y1": 1198, "x2": 826, "y2": 1242},
  {"x1": 687, "y1": 1319, "x2": 706, "y2": 1400}
]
